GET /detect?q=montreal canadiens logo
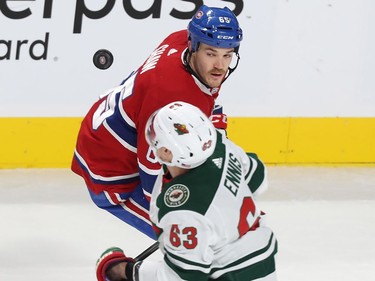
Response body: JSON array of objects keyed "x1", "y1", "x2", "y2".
[
  {"x1": 164, "y1": 184, "x2": 190, "y2": 207},
  {"x1": 195, "y1": 11, "x2": 204, "y2": 19}
]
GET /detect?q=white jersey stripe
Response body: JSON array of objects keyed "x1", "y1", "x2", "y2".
[
  {"x1": 143, "y1": 189, "x2": 152, "y2": 199},
  {"x1": 128, "y1": 197, "x2": 149, "y2": 214},
  {"x1": 104, "y1": 191, "x2": 151, "y2": 225},
  {"x1": 74, "y1": 149, "x2": 139, "y2": 182},
  {"x1": 120, "y1": 201, "x2": 152, "y2": 225},
  {"x1": 138, "y1": 160, "x2": 162, "y2": 176},
  {"x1": 210, "y1": 234, "x2": 277, "y2": 279},
  {"x1": 165, "y1": 253, "x2": 211, "y2": 274},
  {"x1": 103, "y1": 120, "x2": 137, "y2": 153},
  {"x1": 119, "y1": 74, "x2": 136, "y2": 128},
  {"x1": 104, "y1": 191, "x2": 116, "y2": 205}
]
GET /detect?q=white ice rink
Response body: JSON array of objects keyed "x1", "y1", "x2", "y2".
[{"x1": 1, "y1": 167, "x2": 374, "y2": 281}]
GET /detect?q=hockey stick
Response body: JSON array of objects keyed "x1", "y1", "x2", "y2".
[{"x1": 134, "y1": 241, "x2": 159, "y2": 262}]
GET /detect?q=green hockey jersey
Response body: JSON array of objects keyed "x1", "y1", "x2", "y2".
[{"x1": 139, "y1": 132, "x2": 278, "y2": 281}]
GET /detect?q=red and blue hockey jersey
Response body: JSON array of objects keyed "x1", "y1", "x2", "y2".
[{"x1": 72, "y1": 30, "x2": 221, "y2": 209}]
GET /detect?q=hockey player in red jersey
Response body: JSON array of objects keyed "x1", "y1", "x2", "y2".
[
  {"x1": 96, "y1": 102, "x2": 278, "y2": 281},
  {"x1": 71, "y1": 5, "x2": 243, "y2": 239}
]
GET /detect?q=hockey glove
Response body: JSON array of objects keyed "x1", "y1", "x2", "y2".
[
  {"x1": 96, "y1": 247, "x2": 135, "y2": 281},
  {"x1": 210, "y1": 104, "x2": 227, "y2": 130},
  {"x1": 210, "y1": 113, "x2": 227, "y2": 130}
]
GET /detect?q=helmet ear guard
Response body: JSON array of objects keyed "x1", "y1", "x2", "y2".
[
  {"x1": 188, "y1": 5, "x2": 243, "y2": 53},
  {"x1": 145, "y1": 101, "x2": 217, "y2": 169}
]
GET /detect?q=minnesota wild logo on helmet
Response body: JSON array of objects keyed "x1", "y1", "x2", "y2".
[{"x1": 174, "y1": 123, "x2": 189, "y2": 135}]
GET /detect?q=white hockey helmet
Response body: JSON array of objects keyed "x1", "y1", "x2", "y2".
[{"x1": 145, "y1": 101, "x2": 217, "y2": 169}]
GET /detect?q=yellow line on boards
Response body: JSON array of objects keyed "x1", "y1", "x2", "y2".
[{"x1": 0, "y1": 117, "x2": 374, "y2": 168}]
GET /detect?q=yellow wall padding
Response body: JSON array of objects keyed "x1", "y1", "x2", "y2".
[{"x1": 1, "y1": 117, "x2": 374, "y2": 168}]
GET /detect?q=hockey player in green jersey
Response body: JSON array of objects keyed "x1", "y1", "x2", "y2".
[{"x1": 96, "y1": 101, "x2": 278, "y2": 281}]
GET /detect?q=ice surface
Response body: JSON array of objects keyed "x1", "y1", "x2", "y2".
[{"x1": 0, "y1": 167, "x2": 374, "y2": 280}]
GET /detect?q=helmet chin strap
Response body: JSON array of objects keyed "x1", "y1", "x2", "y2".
[
  {"x1": 222, "y1": 52, "x2": 241, "y2": 84},
  {"x1": 183, "y1": 48, "x2": 241, "y2": 89}
]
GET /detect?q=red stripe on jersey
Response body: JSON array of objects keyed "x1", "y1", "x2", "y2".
[
  {"x1": 152, "y1": 223, "x2": 162, "y2": 237},
  {"x1": 124, "y1": 200, "x2": 150, "y2": 223},
  {"x1": 105, "y1": 191, "x2": 124, "y2": 205}
]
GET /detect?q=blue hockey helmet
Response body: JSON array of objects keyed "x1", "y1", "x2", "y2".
[{"x1": 188, "y1": 5, "x2": 243, "y2": 52}]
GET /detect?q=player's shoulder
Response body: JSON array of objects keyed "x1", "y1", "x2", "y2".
[
  {"x1": 136, "y1": 29, "x2": 187, "y2": 79},
  {"x1": 162, "y1": 29, "x2": 188, "y2": 43},
  {"x1": 156, "y1": 177, "x2": 215, "y2": 221},
  {"x1": 156, "y1": 134, "x2": 227, "y2": 219}
]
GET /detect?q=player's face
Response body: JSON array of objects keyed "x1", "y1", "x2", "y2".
[{"x1": 190, "y1": 43, "x2": 234, "y2": 88}]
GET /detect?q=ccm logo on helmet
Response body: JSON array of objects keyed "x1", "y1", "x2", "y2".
[{"x1": 217, "y1": 35, "x2": 234, "y2": 40}]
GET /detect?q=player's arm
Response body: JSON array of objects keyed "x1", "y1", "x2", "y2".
[
  {"x1": 229, "y1": 140, "x2": 268, "y2": 197},
  {"x1": 72, "y1": 79, "x2": 142, "y2": 195},
  {"x1": 244, "y1": 152, "x2": 268, "y2": 197}
]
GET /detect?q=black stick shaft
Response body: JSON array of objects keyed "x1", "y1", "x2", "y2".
[{"x1": 134, "y1": 242, "x2": 159, "y2": 262}]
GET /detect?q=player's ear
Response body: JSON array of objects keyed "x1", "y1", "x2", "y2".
[
  {"x1": 158, "y1": 147, "x2": 173, "y2": 163},
  {"x1": 163, "y1": 148, "x2": 173, "y2": 163},
  {"x1": 187, "y1": 40, "x2": 193, "y2": 52}
]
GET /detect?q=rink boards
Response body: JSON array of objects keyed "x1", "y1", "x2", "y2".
[{"x1": 1, "y1": 117, "x2": 374, "y2": 168}]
